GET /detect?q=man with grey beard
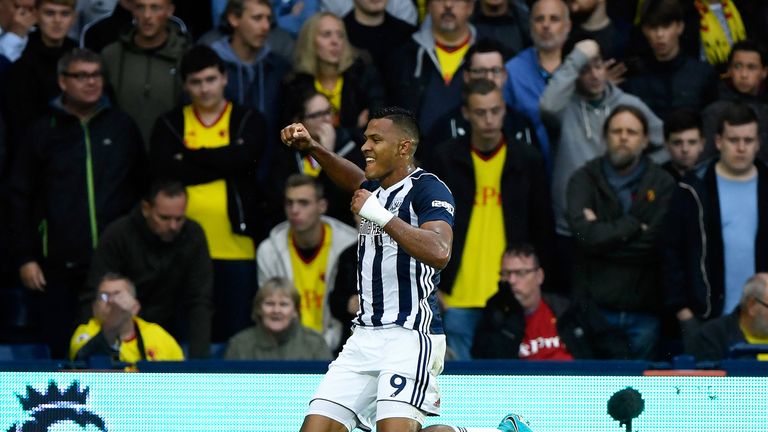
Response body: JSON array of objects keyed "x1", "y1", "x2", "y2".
[
  {"x1": 690, "y1": 273, "x2": 768, "y2": 361},
  {"x1": 565, "y1": 105, "x2": 674, "y2": 360},
  {"x1": 502, "y1": 0, "x2": 571, "y2": 173}
]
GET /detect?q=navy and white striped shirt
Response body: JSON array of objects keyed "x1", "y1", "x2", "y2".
[{"x1": 354, "y1": 168, "x2": 455, "y2": 335}]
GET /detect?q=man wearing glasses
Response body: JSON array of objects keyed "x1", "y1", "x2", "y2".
[
  {"x1": 471, "y1": 244, "x2": 628, "y2": 360},
  {"x1": 8, "y1": 48, "x2": 147, "y2": 359},
  {"x1": 690, "y1": 273, "x2": 768, "y2": 361},
  {"x1": 421, "y1": 37, "x2": 539, "y2": 158}
]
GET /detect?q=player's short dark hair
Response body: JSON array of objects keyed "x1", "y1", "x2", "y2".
[
  {"x1": 370, "y1": 107, "x2": 421, "y2": 148},
  {"x1": 285, "y1": 173, "x2": 325, "y2": 200},
  {"x1": 603, "y1": 105, "x2": 649, "y2": 137},
  {"x1": 663, "y1": 108, "x2": 702, "y2": 140},
  {"x1": 716, "y1": 102, "x2": 759, "y2": 135},
  {"x1": 57, "y1": 48, "x2": 103, "y2": 75},
  {"x1": 728, "y1": 39, "x2": 768, "y2": 69},
  {"x1": 465, "y1": 38, "x2": 512, "y2": 64},
  {"x1": 640, "y1": 0, "x2": 684, "y2": 28},
  {"x1": 144, "y1": 179, "x2": 187, "y2": 205},
  {"x1": 180, "y1": 45, "x2": 226, "y2": 81},
  {"x1": 503, "y1": 243, "x2": 540, "y2": 268},
  {"x1": 461, "y1": 78, "x2": 500, "y2": 107}
]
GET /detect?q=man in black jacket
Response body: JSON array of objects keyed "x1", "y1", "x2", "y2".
[
  {"x1": 149, "y1": 45, "x2": 266, "y2": 343},
  {"x1": 472, "y1": 244, "x2": 628, "y2": 360},
  {"x1": 84, "y1": 180, "x2": 213, "y2": 358},
  {"x1": 566, "y1": 105, "x2": 674, "y2": 359},
  {"x1": 427, "y1": 78, "x2": 555, "y2": 360},
  {"x1": 8, "y1": 48, "x2": 147, "y2": 358},
  {"x1": 621, "y1": 0, "x2": 718, "y2": 121},
  {"x1": 663, "y1": 102, "x2": 768, "y2": 351}
]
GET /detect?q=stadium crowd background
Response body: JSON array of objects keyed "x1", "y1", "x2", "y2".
[{"x1": 0, "y1": 0, "x2": 767, "y2": 366}]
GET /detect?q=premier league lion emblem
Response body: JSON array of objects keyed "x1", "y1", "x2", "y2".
[{"x1": 6, "y1": 381, "x2": 107, "y2": 432}]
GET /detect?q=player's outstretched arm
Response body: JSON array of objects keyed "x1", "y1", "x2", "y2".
[
  {"x1": 352, "y1": 189, "x2": 453, "y2": 270},
  {"x1": 280, "y1": 123, "x2": 367, "y2": 193}
]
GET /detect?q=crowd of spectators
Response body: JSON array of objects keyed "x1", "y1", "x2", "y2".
[{"x1": 0, "y1": 0, "x2": 766, "y2": 364}]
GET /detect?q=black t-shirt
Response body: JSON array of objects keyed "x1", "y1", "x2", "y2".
[{"x1": 342, "y1": 12, "x2": 416, "y2": 77}]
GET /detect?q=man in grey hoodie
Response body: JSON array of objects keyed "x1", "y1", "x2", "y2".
[
  {"x1": 540, "y1": 39, "x2": 663, "y2": 289},
  {"x1": 209, "y1": 0, "x2": 290, "y2": 144}
]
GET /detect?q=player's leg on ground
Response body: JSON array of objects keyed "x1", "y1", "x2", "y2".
[
  {"x1": 421, "y1": 412, "x2": 535, "y2": 432},
  {"x1": 299, "y1": 414, "x2": 349, "y2": 432}
]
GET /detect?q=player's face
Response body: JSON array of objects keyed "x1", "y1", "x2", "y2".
[
  {"x1": 463, "y1": 90, "x2": 506, "y2": 142},
  {"x1": 642, "y1": 21, "x2": 683, "y2": 61},
  {"x1": 314, "y1": 15, "x2": 344, "y2": 66},
  {"x1": 285, "y1": 184, "x2": 326, "y2": 233},
  {"x1": 37, "y1": 2, "x2": 75, "y2": 45},
  {"x1": 499, "y1": 254, "x2": 543, "y2": 311},
  {"x1": 361, "y1": 118, "x2": 406, "y2": 185},
  {"x1": 133, "y1": 0, "x2": 174, "y2": 41},
  {"x1": 605, "y1": 111, "x2": 648, "y2": 171},
  {"x1": 229, "y1": 0, "x2": 271, "y2": 51},
  {"x1": 259, "y1": 292, "x2": 297, "y2": 333},
  {"x1": 530, "y1": 0, "x2": 571, "y2": 52},
  {"x1": 716, "y1": 121, "x2": 760, "y2": 176},
  {"x1": 58, "y1": 61, "x2": 104, "y2": 106},
  {"x1": 666, "y1": 128, "x2": 704, "y2": 172},
  {"x1": 464, "y1": 51, "x2": 507, "y2": 89},
  {"x1": 184, "y1": 66, "x2": 228, "y2": 111},
  {"x1": 428, "y1": 0, "x2": 474, "y2": 36},
  {"x1": 728, "y1": 50, "x2": 767, "y2": 96},
  {"x1": 141, "y1": 192, "x2": 187, "y2": 242}
]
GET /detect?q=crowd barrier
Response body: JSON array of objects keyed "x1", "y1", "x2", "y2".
[{"x1": 0, "y1": 359, "x2": 765, "y2": 431}]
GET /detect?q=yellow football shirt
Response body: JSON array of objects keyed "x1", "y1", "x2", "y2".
[
  {"x1": 289, "y1": 223, "x2": 332, "y2": 332},
  {"x1": 182, "y1": 103, "x2": 255, "y2": 260},
  {"x1": 436, "y1": 37, "x2": 471, "y2": 84},
  {"x1": 444, "y1": 141, "x2": 507, "y2": 308}
]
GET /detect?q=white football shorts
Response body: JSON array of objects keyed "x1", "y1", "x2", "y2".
[{"x1": 307, "y1": 325, "x2": 446, "y2": 431}]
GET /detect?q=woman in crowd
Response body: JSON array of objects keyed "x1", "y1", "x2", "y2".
[
  {"x1": 286, "y1": 12, "x2": 383, "y2": 131},
  {"x1": 224, "y1": 277, "x2": 332, "y2": 360}
]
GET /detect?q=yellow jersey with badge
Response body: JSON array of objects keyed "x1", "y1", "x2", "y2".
[
  {"x1": 289, "y1": 223, "x2": 332, "y2": 332},
  {"x1": 69, "y1": 317, "x2": 184, "y2": 363},
  {"x1": 444, "y1": 141, "x2": 507, "y2": 308},
  {"x1": 182, "y1": 102, "x2": 255, "y2": 260}
]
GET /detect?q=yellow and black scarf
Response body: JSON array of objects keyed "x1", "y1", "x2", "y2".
[{"x1": 695, "y1": 0, "x2": 746, "y2": 65}]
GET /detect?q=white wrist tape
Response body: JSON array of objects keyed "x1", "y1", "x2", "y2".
[{"x1": 359, "y1": 194, "x2": 394, "y2": 227}]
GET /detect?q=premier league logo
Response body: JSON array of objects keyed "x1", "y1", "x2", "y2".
[{"x1": 5, "y1": 381, "x2": 107, "y2": 432}]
